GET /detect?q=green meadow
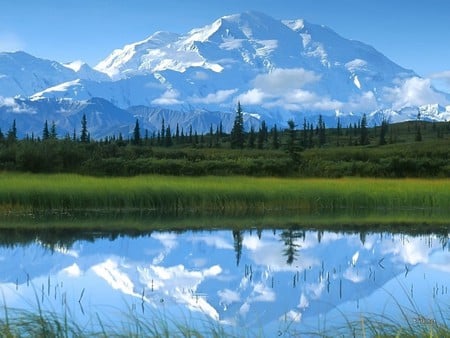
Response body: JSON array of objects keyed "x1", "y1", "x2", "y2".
[{"x1": 0, "y1": 173, "x2": 448, "y2": 222}]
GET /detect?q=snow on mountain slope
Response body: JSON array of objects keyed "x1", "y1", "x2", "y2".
[
  {"x1": 0, "y1": 51, "x2": 78, "y2": 97},
  {"x1": 44, "y1": 11, "x2": 449, "y2": 117},
  {"x1": 0, "y1": 97, "x2": 133, "y2": 138},
  {"x1": 1, "y1": 11, "x2": 449, "y2": 138},
  {"x1": 64, "y1": 60, "x2": 110, "y2": 82},
  {"x1": 0, "y1": 51, "x2": 109, "y2": 98}
]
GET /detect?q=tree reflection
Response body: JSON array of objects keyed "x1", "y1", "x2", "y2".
[
  {"x1": 280, "y1": 229, "x2": 303, "y2": 265},
  {"x1": 232, "y1": 230, "x2": 243, "y2": 267}
]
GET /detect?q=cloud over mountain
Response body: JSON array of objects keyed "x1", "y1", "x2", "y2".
[{"x1": 0, "y1": 11, "x2": 449, "y2": 138}]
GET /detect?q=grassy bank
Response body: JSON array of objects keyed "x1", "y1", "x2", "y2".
[
  {"x1": 0, "y1": 173, "x2": 449, "y2": 216},
  {"x1": 0, "y1": 305, "x2": 448, "y2": 338}
]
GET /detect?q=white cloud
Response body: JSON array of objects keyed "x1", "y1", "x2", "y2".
[
  {"x1": 190, "y1": 235, "x2": 234, "y2": 250},
  {"x1": 429, "y1": 70, "x2": 450, "y2": 82},
  {"x1": 429, "y1": 70, "x2": 450, "y2": 93},
  {"x1": 0, "y1": 96, "x2": 30, "y2": 113},
  {"x1": 0, "y1": 32, "x2": 25, "y2": 52},
  {"x1": 383, "y1": 77, "x2": 449, "y2": 110},
  {"x1": 252, "y1": 68, "x2": 321, "y2": 95},
  {"x1": 192, "y1": 71, "x2": 209, "y2": 80},
  {"x1": 238, "y1": 68, "x2": 350, "y2": 112},
  {"x1": 238, "y1": 88, "x2": 266, "y2": 105},
  {"x1": 151, "y1": 89, "x2": 182, "y2": 105},
  {"x1": 218, "y1": 288, "x2": 241, "y2": 305},
  {"x1": 191, "y1": 89, "x2": 237, "y2": 104}
]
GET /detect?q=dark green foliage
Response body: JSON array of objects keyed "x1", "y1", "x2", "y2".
[
  {"x1": 0, "y1": 115, "x2": 448, "y2": 177},
  {"x1": 7, "y1": 119, "x2": 17, "y2": 144},
  {"x1": 80, "y1": 114, "x2": 89, "y2": 143},
  {"x1": 133, "y1": 119, "x2": 141, "y2": 145},
  {"x1": 318, "y1": 115, "x2": 326, "y2": 146},
  {"x1": 379, "y1": 119, "x2": 388, "y2": 145},
  {"x1": 360, "y1": 113, "x2": 369, "y2": 145},
  {"x1": 50, "y1": 121, "x2": 57, "y2": 139},
  {"x1": 230, "y1": 101, "x2": 245, "y2": 148},
  {"x1": 42, "y1": 120, "x2": 50, "y2": 140}
]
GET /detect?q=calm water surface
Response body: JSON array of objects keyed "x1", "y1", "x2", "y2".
[{"x1": 0, "y1": 226, "x2": 448, "y2": 335}]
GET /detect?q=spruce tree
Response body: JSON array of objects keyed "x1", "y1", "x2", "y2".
[
  {"x1": 248, "y1": 126, "x2": 255, "y2": 148},
  {"x1": 379, "y1": 119, "x2": 388, "y2": 145},
  {"x1": 360, "y1": 114, "x2": 369, "y2": 145},
  {"x1": 318, "y1": 115, "x2": 326, "y2": 146},
  {"x1": 272, "y1": 124, "x2": 280, "y2": 149},
  {"x1": 7, "y1": 119, "x2": 17, "y2": 143},
  {"x1": 230, "y1": 101, "x2": 245, "y2": 148},
  {"x1": 257, "y1": 120, "x2": 267, "y2": 149},
  {"x1": 80, "y1": 114, "x2": 89, "y2": 143},
  {"x1": 133, "y1": 119, "x2": 141, "y2": 145},
  {"x1": 50, "y1": 121, "x2": 57, "y2": 139},
  {"x1": 165, "y1": 125, "x2": 172, "y2": 147},
  {"x1": 42, "y1": 120, "x2": 50, "y2": 140}
]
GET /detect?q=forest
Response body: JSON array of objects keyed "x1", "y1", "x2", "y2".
[{"x1": 0, "y1": 104, "x2": 449, "y2": 178}]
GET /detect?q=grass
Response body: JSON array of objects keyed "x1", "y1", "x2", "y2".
[
  {"x1": 0, "y1": 302, "x2": 448, "y2": 337},
  {"x1": 0, "y1": 173, "x2": 449, "y2": 217}
]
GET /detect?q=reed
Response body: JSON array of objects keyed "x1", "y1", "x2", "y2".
[
  {"x1": 0, "y1": 173, "x2": 449, "y2": 216},
  {"x1": 0, "y1": 303, "x2": 448, "y2": 337}
]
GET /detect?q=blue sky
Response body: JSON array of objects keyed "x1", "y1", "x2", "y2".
[{"x1": 1, "y1": 0, "x2": 449, "y2": 89}]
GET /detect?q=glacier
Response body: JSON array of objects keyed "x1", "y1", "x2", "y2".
[{"x1": 0, "y1": 11, "x2": 449, "y2": 138}]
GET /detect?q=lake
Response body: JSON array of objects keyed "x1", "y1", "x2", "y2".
[{"x1": 0, "y1": 224, "x2": 448, "y2": 336}]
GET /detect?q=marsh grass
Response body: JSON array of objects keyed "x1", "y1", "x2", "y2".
[
  {"x1": 0, "y1": 301, "x2": 448, "y2": 337},
  {"x1": 0, "y1": 173, "x2": 449, "y2": 217}
]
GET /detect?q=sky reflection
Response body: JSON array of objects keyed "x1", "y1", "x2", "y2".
[{"x1": 0, "y1": 228, "x2": 448, "y2": 335}]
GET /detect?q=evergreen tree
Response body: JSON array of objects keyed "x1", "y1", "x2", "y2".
[
  {"x1": 189, "y1": 125, "x2": 193, "y2": 144},
  {"x1": 215, "y1": 126, "x2": 220, "y2": 147},
  {"x1": 415, "y1": 124, "x2": 422, "y2": 142},
  {"x1": 175, "y1": 123, "x2": 180, "y2": 144},
  {"x1": 308, "y1": 124, "x2": 314, "y2": 148},
  {"x1": 248, "y1": 126, "x2": 255, "y2": 148},
  {"x1": 286, "y1": 119, "x2": 301, "y2": 164},
  {"x1": 272, "y1": 124, "x2": 280, "y2": 149},
  {"x1": 80, "y1": 114, "x2": 89, "y2": 143},
  {"x1": 318, "y1": 115, "x2": 326, "y2": 146},
  {"x1": 219, "y1": 120, "x2": 223, "y2": 136},
  {"x1": 50, "y1": 121, "x2": 57, "y2": 139},
  {"x1": 165, "y1": 125, "x2": 172, "y2": 147},
  {"x1": 360, "y1": 114, "x2": 369, "y2": 145},
  {"x1": 133, "y1": 119, "x2": 141, "y2": 145},
  {"x1": 302, "y1": 118, "x2": 308, "y2": 148},
  {"x1": 379, "y1": 119, "x2": 388, "y2": 145},
  {"x1": 336, "y1": 117, "x2": 342, "y2": 136},
  {"x1": 42, "y1": 120, "x2": 50, "y2": 140},
  {"x1": 257, "y1": 120, "x2": 267, "y2": 149},
  {"x1": 230, "y1": 101, "x2": 245, "y2": 148},
  {"x1": 7, "y1": 120, "x2": 17, "y2": 143},
  {"x1": 209, "y1": 124, "x2": 214, "y2": 148}
]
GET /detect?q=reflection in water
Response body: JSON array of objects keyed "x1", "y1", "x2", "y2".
[{"x1": 0, "y1": 227, "x2": 448, "y2": 335}]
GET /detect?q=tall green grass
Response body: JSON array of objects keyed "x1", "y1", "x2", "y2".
[
  {"x1": 0, "y1": 173, "x2": 449, "y2": 216},
  {"x1": 0, "y1": 303, "x2": 449, "y2": 338}
]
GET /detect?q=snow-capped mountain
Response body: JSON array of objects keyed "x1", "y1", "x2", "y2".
[
  {"x1": 0, "y1": 51, "x2": 107, "y2": 98},
  {"x1": 0, "y1": 97, "x2": 133, "y2": 138},
  {"x1": 1, "y1": 11, "x2": 449, "y2": 137}
]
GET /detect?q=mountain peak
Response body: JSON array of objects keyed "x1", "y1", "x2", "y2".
[{"x1": 2, "y1": 11, "x2": 449, "y2": 139}]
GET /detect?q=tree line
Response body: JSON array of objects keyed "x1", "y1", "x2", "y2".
[{"x1": 0, "y1": 104, "x2": 449, "y2": 177}]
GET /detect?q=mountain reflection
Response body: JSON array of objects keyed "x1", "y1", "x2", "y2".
[{"x1": 0, "y1": 226, "x2": 448, "y2": 335}]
